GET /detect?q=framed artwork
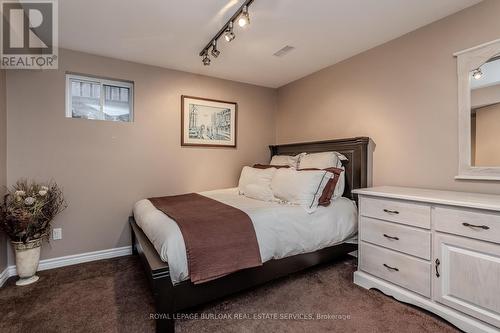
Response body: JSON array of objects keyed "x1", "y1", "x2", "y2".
[{"x1": 181, "y1": 95, "x2": 237, "y2": 147}]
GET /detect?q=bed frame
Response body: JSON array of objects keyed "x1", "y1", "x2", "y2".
[{"x1": 130, "y1": 136, "x2": 370, "y2": 333}]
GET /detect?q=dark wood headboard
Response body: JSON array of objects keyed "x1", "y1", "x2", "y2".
[{"x1": 269, "y1": 137, "x2": 370, "y2": 201}]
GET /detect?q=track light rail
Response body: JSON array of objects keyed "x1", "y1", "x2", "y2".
[{"x1": 199, "y1": 0, "x2": 255, "y2": 63}]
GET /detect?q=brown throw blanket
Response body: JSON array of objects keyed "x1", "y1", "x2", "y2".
[{"x1": 149, "y1": 193, "x2": 262, "y2": 284}]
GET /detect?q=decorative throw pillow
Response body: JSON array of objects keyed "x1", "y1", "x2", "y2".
[
  {"x1": 299, "y1": 167, "x2": 344, "y2": 206},
  {"x1": 298, "y1": 151, "x2": 348, "y2": 202},
  {"x1": 253, "y1": 164, "x2": 290, "y2": 169},
  {"x1": 271, "y1": 168, "x2": 331, "y2": 213},
  {"x1": 332, "y1": 168, "x2": 345, "y2": 200},
  {"x1": 269, "y1": 153, "x2": 304, "y2": 169},
  {"x1": 238, "y1": 166, "x2": 276, "y2": 195}
]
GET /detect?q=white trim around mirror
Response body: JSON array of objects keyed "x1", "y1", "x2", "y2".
[{"x1": 455, "y1": 39, "x2": 500, "y2": 181}]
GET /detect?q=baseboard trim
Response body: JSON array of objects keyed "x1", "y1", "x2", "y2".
[
  {"x1": 354, "y1": 271, "x2": 498, "y2": 333},
  {"x1": 0, "y1": 246, "x2": 132, "y2": 288}
]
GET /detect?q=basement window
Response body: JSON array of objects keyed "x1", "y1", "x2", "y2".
[{"x1": 65, "y1": 74, "x2": 134, "y2": 122}]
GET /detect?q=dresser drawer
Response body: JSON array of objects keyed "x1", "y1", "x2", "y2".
[
  {"x1": 360, "y1": 216, "x2": 431, "y2": 260},
  {"x1": 434, "y1": 207, "x2": 500, "y2": 244},
  {"x1": 359, "y1": 196, "x2": 431, "y2": 229},
  {"x1": 359, "y1": 242, "x2": 431, "y2": 297}
]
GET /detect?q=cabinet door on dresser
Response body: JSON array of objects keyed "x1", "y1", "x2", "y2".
[{"x1": 434, "y1": 233, "x2": 500, "y2": 329}]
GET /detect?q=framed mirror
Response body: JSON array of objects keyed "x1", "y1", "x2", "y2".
[{"x1": 455, "y1": 39, "x2": 500, "y2": 180}]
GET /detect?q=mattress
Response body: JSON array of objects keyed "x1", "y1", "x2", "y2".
[{"x1": 133, "y1": 188, "x2": 358, "y2": 284}]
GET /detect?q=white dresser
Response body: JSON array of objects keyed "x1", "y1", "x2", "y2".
[{"x1": 353, "y1": 186, "x2": 500, "y2": 333}]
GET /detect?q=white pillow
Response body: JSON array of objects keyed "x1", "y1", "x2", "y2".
[
  {"x1": 298, "y1": 152, "x2": 341, "y2": 170},
  {"x1": 243, "y1": 184, "x2": 276, "y2": 202},
  {"x1": 271, "y1": 168, "x2": 331, "y2": 213},
  {"x1": 238, "y1": 166, "x2": 276, "y2": 195},
  {"x1": 270, "y1": 153, "x2": 304, "y2": 169},
  {"x1": 298, "y1": 151, "x2": 347, "y2": 200}
]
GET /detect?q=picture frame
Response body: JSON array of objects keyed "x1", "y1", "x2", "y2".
[{"x1": 181, "y1": 95, "x2": 237, "y2": 147}]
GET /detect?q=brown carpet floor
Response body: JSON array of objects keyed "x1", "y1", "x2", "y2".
[{"x1": 0, "y1": 255, "x2": 460, "y2": 333}]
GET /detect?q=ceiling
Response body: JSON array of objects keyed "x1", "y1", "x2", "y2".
[{"x1": 59, "y1": 0, "x2": 482, "y2": 88}]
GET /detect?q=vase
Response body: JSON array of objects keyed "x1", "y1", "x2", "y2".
[{"x1": 12, "y1": 238, "x2": 42, "y2": 286}]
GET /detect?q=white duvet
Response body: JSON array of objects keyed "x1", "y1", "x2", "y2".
[{"x1": 133, "y1": 188, "x2": 358, "y2": 284}]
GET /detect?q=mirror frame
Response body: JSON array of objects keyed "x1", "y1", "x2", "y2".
[{"x1": 454, "y1": 39, "x2": 500, "y2": 181}]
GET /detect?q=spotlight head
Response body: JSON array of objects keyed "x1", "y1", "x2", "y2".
[
  {"x1": 224, "y1": 22, "x2": 236, "y2": 42},
  {"x1": 224, "y1": 31, "x2": 235, "y2": 42},
  {"x1": 211, "y1": 40, "x2": 220, "y2": 58},
  {"x1": 238, "y1": 5, "x2": 250, "y2": 27},
  {"x1": 472, "y1": 68, "x2": 483, "y2": 80},
  {"x1": 211, "y1": 49, "x2": 220, "y2": 58},
  {"x1": 202, "y1": 53, "x2": 211, "y2": 66}
]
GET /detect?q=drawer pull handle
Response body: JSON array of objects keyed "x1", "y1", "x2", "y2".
[
  {"x1": 462, "y1": 222, "x2": 490, "y2": 230},
  {"x1": 383, "y1": 234, "x2": 399, "y2": 240},
  {"x1": 435, "y1": 259, "x2": 440, "y2": 278},
  {"x1": 383, "y1": 263, "x2": 399, "y2": 272},
  {"x1": 383, "y1": 209, "x2": 400, "y2": 215}
]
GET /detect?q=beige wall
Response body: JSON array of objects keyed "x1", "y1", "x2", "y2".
[
  {"x1": 277, "y1": 0, "x2": 500, "y2": 194},
  {"x1": 6, "y1": 49, "x2": 277, "y2": 262},
  {"x1": 474, "y1": 103, "x2": 500, "y2": 166},
  {"x1": 0, "y1": 70, "x2": 7, "y2": 271}
]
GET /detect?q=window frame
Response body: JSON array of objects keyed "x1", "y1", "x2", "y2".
[{"x1": 65, "y1": 73, "x2": 134, "y2": 122}]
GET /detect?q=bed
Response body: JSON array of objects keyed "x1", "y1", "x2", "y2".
[{"x1": 129, "y1": 136, "x2": 370, "y2": 333}]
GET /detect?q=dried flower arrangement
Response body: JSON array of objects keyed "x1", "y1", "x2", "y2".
[{"x1": 0, "y1": 179, "x2": 67, "y2": 243}]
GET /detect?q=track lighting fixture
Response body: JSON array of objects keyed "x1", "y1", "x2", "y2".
[
  {"x1": 199, "y1": 0, "x2": 255, "y2": 66},
  {"x1": 472, "y1": 68, "x2": 483, "y2": 80},
  {"x1": 211, "y1": 40, "x2": 220, "y2": 58},
  {"x1": 224, "y1": 22, "x2": 236, "y2": 42},
  {"x1": 238, "y1": 5, "x2": 250, "y2": 27}
]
